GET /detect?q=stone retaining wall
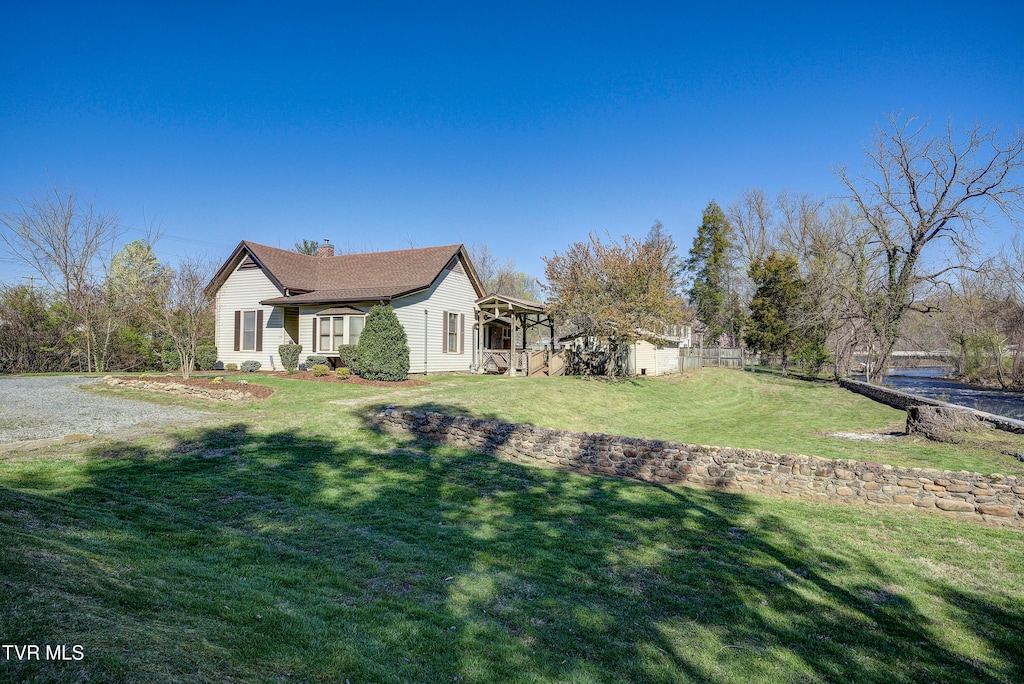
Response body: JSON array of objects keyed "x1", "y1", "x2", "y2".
[
  {"x1": 376, "y1": 408, "x2": 1024, "y2": 524},
  {"x1": 102, "y1": 377, "x2": 251, "y2": 402},
  {"x1": 838, "y1": 378, "x2": 1024, "y2": 434}
]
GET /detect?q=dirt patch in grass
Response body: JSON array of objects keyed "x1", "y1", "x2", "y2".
[
  {"x1": 820, "y1": 431, "x2": 905, "y2": 443},
  {"x1": 269, "y1": 371, "x2": 427, "y2": 387},
  {"x1": 121, "y1": 375, "x2": 275, "y2": 399}
]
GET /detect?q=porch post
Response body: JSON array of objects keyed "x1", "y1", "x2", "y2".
[
  {"x1": 477, "y1": 308, "x2": 485, "y2": 373},
  {"x1": 509, "y1": 308, "x2": 516, "y2": 376}
]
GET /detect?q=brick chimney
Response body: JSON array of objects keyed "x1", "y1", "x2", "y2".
[{"x1": 317, "y1": 239, "x2": 335, "y2": 258}]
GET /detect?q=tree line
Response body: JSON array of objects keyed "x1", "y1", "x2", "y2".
[
  {"x1": 685, "y1": 114, "x2": 1024, "y2": 384},
  {"x1": 543, "y1": 114, "x2": 1024, "y2": 384},
  {"x1": 3, "y1": 114, "x2": 1021, "y2": 385},
  {"x1": 0, "y1": 183, "x2": 213, "y2": 376}
]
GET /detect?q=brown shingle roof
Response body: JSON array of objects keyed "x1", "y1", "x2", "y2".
[{"x1": 207, "y1": 241, "x2": 485, "y2": 303}]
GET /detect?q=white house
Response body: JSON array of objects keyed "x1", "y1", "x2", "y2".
[{"x1": 205, "y1": 240, "x2": 485, "y2": 373}]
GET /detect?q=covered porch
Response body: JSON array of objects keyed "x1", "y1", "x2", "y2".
[{"x1": 475, "y1": 294, "x2": 565, "y2": 376}]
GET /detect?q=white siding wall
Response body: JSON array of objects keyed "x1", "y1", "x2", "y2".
[
  {"x1": 655, "y1": 347, "x2": 680, "y2": 375},
  {"x1": 629, "y1": 341, "x2": 658, "y2": 376},
  {"x1": 393, "y1": 266, "x2": 477, "y2": 374},
  {"x1": 214, "y1": 266, "x2": 286, "y2": 370},
  {"x1": 214, "y1": 256, "x2": 478, "y2": 373}
]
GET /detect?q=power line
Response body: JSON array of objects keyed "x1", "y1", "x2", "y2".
[{"x1": 123, "y1": 227, "x2": 233, "y2": 250}]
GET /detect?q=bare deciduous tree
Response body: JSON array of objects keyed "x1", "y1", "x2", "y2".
[
  {"x1": 728, "y1": 188, "x2": 774, "y2": 278},
  {"x1": 835, "y1": 113, "x2": 1024, "y2": 382},
  {"x1": 0, "y1": 181, "x2": 123, "y2": 372},
  {"x1": 467, "y1": 242, "x2": 541, "y2": 301},
  {"x1": 151, "y1": 255, "x2": 215, "y2": 380},
  {"x1": 466, "y1": 243, "x2": 498, "y2": 294}
]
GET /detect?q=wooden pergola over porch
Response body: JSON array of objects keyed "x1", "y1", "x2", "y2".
[{"x1": 475, "y1": 294, "x2": 563, "y2": 376}]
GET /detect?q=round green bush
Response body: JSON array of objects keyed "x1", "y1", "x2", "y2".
[
  {"x1": 336, "y1": 344, "x2": 359, "y2": 374},
  {"x1": 311, "y1": 363, "x2": 330, "y2": 377},
  {"x1": 306, "y1": 354, "x2": 328, "y2": 367},
  {"x1": 279, "y1": 344, "x2": 302, "y2": 371},
  {"x1": 240, "y1": 360, "x2": 262, "y2": 373},
  {"x1": 336, "y1": 366, "x2": 351, "y2": 379},
  {"x1": 356, "y1": 305, "x2": 409, "y2": 381},
  {"x1": 161, "y1": 339, "x2": 181, "y2": 371},
  {"x1": 196, "y1": 345, "x2": 218, "y2": 371}
]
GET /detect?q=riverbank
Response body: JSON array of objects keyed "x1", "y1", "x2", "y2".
[
  {"x1": 838, "y1": 378, "x2": 1024, "y2": 436},
  {"x1": 867, "y1": 366, "x2": 1024, "y2": 421}
]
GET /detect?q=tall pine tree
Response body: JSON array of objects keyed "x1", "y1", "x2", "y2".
[{"x1": 686, "y1": 201, "x2": 741, "y2": 344}]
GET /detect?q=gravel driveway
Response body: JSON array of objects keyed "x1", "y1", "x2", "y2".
[{"x1": 0, "y1": 376, "x2": 214, "y2": 444}]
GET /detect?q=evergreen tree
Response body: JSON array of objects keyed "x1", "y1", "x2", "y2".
[
  {"x1": 685, "y1": 201, "x2": 739, "y2": 343},
  {"x1": 356, "y1": 305, "x2": 410, "y2": 381},
  {"x1": 293, "y1": 239, "x2": 320, "y2": 255},
  {"x1": 744, "y1": 252, "x2": 805, "y2": 376}
]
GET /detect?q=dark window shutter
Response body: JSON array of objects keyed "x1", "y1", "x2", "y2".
[
  {"x1": 459, "y1": 314, "x2": 465, "y2": 354},
  {"x1": 442, "y1": 310, "x2": 449, "y2": 353},
  {"x1": 234, "y1": 311, "x2": 241, "y2": 351},
  {"x1": 256, "y1": 310, "x2": 264, "y2": 352},
  {"x1": 312, "y1": 317, "x2": 317, "y2": 352}
]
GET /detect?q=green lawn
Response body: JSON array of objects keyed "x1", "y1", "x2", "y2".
[
  {"x1": 378, "y1": 370, "x2": 1024, "y2": 476},
  {"x1": 1, "y1": 371, "x2": 1022, "y2": 682}
]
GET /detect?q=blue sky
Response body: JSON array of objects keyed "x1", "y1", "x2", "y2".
[{"x1": 1, "y1": 1, "x2": 1022, "y2": 285}]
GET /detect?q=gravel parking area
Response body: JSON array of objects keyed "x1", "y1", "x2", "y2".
[{"x1": 0, "y1": 376, "x2": 214, "y2": 444}]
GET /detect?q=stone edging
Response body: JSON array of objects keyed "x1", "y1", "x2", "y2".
[
  {"x1": 102, "y1": 376, "x2": 251, "y2": 402},
  {"x1": 375, "y1": 408, "x2": 1024, "y2": 524},
  {"x1": 838, "y1": 378, "x2": 1024, "y2": 434}
]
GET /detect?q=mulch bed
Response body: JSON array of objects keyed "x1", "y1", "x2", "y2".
[
  {"x1": 268, "y1": 371, "x2": 427, "y2": 388},
  {"x1": 126, "y1": 375, "x2": 275, "y2": 399}
]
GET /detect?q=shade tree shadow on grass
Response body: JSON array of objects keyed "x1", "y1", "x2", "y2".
[{"x1": 0, "y1": 415, "x2": 1020, "y2": 682}]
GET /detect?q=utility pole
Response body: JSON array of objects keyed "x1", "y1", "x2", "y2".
[{"x1": 21, "y1": 275, "x2": 36, "y2": 291}]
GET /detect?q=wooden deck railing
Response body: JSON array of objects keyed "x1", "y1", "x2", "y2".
[{"x1": 481, "y1": 348, "x2": 567, "y2": 376}]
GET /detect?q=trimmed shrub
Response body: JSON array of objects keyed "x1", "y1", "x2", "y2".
[
  {"x1": 225, "y1": 363, "x2": 238, "y2": 372},
  {"x1": 311, "y1": 364, "x2": 330, "y2": 377},
  {"x1": 336, "y1": 367, "x2": 351, "y2": 379},
  {"x1": 279, "y1": 344, "x2": 302, "y2": 371},
  {"x1": 356, "y1": 305, "x2": 409, "y2": 381},
  {"x1": 306, "y1": 354, "x2": 328, "y2": 367},
  {"x1": 336, "y1": 344, "x2": 359, "y2": 374},
  {"x1": 197, "y1": 345, "x2": 218, "y2": 371},
  {"x1": 241, "y1": 360, "x2": 262, "y2": 373}
]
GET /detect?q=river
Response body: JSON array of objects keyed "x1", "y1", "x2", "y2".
[{"x1": 870, "y1": 366, "x2": 1024, "y2": 420}]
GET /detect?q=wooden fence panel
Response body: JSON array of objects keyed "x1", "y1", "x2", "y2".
[{"x1": 679, "y1": 347, "x2": 743, "y2": 370}]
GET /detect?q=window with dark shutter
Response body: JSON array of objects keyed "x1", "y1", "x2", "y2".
[
  {"x1": 255, "y1": 310, "x2": 264, "y2": 352},
  {"x1": 242, "y1": 311, "x2": 257, "y2": 351},
  {"x1": 234, "y1": 311, "x2": 241, "y2": 351}
]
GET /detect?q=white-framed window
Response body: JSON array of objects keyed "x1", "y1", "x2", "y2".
[
  {"x1": 318, "y1": 314, "x2": 366, "y2": 352},
  {"x1": 447, "y1": 312, "x2": 459, "y2": 352},
  {"x1": 349, "y1": 315, "x2": 365, "y2": 346},
  {"x1": 242, "y1": 311, "x2": 257, "y2": 351}
]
